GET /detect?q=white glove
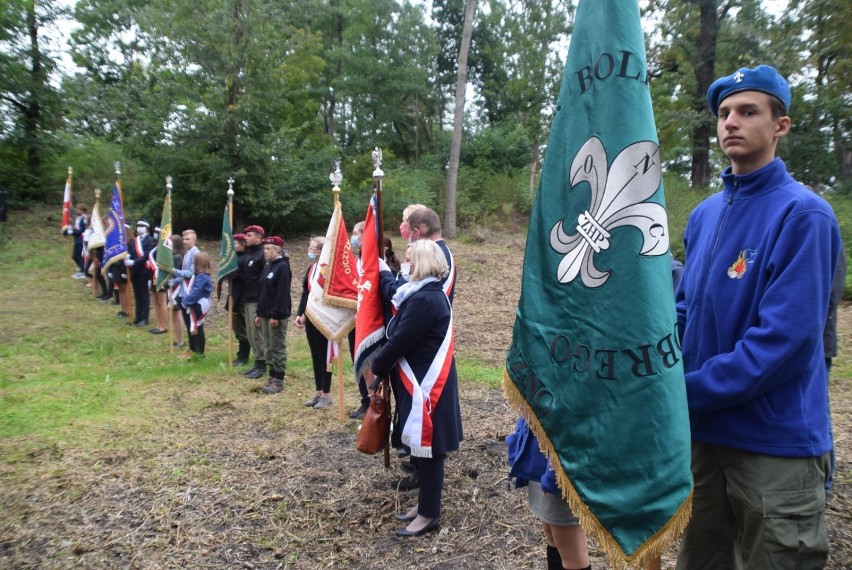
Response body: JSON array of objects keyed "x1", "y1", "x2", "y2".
[
  {"x1": 378, "y1": 257, "x2": 390, "y2": 273},
  {"x1": 124, "y1": 259, "x2": 134, "y2": 266},
  {"x1": 66, "y1": 229, "x2": 74, "y2": 236}
]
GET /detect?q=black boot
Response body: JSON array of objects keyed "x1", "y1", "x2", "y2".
[
  {"x1": 234, "y1": 340, "x2": 250, "y2": 366},
  {"x1": 244, "y1": 359, "x2": 266, "y2": 379},
  {"x1": 547, "y1": 545, "x2": 562, "y2": 570}
]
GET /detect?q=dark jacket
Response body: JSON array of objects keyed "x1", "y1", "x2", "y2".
[
  {"x1": 371, "y1": 281, "x2": 463, "y2": 455},
  {"x1": 127, "y1": 234, "x2": 154, "y2": 278},
  {"x1": 230, "y1": 250, "x2": 247, "y2": 307},
  {"x1": 296, "y1": 263, "x2": 315, "y2": 316},
  {"x1": 256, "y1": 256, "x2": 292, "y2": 319},
  {"x1": 240, "y1": 244, "x2": 265, "y2": 302}
]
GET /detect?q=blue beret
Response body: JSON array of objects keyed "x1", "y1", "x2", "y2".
[{"x1": 707, "y1": 65, "x2": 790, "y2": 116}]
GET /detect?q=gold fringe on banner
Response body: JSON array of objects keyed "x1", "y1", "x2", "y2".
[{"x1": 503, "y1": 371, "x2": 692, "y2": 570}]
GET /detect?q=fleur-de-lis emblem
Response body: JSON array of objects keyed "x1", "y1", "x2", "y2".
[
  {"x1": 550, "y1": 137, "x2": 669, "y2": 288},
  {"x1": 357, "y1": 279, "x2": 372, "y2": 309},
  {"x1": 733, "y1": 71, "x2": 744, "y2": 83}
]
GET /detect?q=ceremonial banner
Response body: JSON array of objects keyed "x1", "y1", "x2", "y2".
[
  {"x1": 88, "y1": 193, "x2": 106, "y2": 250},
  {"x1": 61, "y1": 172, "x2": 72, "y2": 229},
  {"x1": 353, "y1": 193, "x2": 384, "y2": 380},
  {"x1": 306, "y1": 201, "x2": 357, "y2": 342},
  {"x1": 102, "y1": 182, "x2": 128, "y2": 271},
  {"x1": 503, "y1": 1, "x2": 692, "y2": 568},
  {"x1": 154, "y1": 194, "x2": 174, "y2": 290},
  {"x1": 217, "y1": 206, "x2": 238, "y2": 284}
]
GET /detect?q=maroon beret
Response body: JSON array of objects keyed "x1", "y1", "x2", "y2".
[
  {"x1": 232, "y1": 233, "x2": 247, "y2": 241},
  {"x1": 263, "y1": 235, "x2": 284, "y2": 248},
  {"x1": 243, "y1": 225, "x2": 265, "y2": 235}
]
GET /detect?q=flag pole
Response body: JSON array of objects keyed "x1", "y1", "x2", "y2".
[
  {"x1": 165, "y1": 176, "x2": 175, "y2": 354},
  {"x1": 226, "y1": 177, "x2": 235, "y2": 371},
  {"x1": 66, "y1": 167, "x2": 73, "y2": 274},
  {"x1": 329, "y1": 161, "x2": 347, "y2": 424},
  {"x1": 115, "y1": 162, "x2": 134, "y2": 323},
  {"x1": 372, "y1": 147, "x2": 391, "y2": 468}
]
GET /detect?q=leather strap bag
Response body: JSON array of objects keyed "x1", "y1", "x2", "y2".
[{"x1": 356, "y1": 377, "x2": 391, "y2": 456}]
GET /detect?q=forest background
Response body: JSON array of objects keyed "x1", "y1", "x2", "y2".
[{"x1": 0, "y1": 0, "x2": 849, "y2": 259}]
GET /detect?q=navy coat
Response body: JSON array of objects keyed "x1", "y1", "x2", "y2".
[{"x1": 371, "y1": 281, "x2": 463, "y2": 456}]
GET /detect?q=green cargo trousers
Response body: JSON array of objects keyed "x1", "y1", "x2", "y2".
[
  {"x1": 259, "y1": 317, "x2": 288, "y2": 374},
  {"x1": 677, "y1": 441, "x2": 829, "y2": 570}
]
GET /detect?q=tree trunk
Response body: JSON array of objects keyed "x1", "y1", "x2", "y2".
[
  {"x1": 25, "y1": 1, "x2": 42, "y2": 189},
  {"x1": 444, "y1": 0, "x2": 476, "y2": 239},
  {"x1": 688, "y1": 0, "x2": 721, "y2": 188}
]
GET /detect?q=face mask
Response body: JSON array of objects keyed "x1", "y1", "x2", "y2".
[
  {"x1": 351, "y1": 235, "x2": 361, "y2": 248},
  {"x1": 307, "y1": 252, "x2": 317, "y2": 260},
  {"x1": 399, "y1": 222, "x2": 410, "y2": 240},
  {"x1": 400, "y1": 262, "x2": 411, "y2": 278}
]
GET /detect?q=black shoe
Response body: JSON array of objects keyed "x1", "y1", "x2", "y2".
[
  {"x1": 400, "y1": 460, "x2": 416, "y2": 474},
  {"x1": 244, "y1": 366, "x2": 266, "y2": 379},
  {"x1": 349, "y1": 402, "x2": 369, "y2": 419},
  {"x1": 134, "y1": 320, "x2": 149, "y2": 327},
  {"x1": 117, "y1": 311, "x2": 129, "y2": 318},
  {"x1": 397, "y1": 447, "x2": 410, "y2": 458},
  {"x1": 395, "y1": 518, "x2": 439, "y2": 537},
  {"x1": 390, "y1": 475, "x2": 419, "y2": 491},
  {"x1": 233, "y1": 357, "x2": 249, "y2": 366},
  {"x1": 395, "y1": 512, "x2": 417, "y2": 522}
]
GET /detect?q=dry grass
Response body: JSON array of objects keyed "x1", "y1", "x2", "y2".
[{"x1": 0, "y1": 207, "x2": 849, "y2": 568}]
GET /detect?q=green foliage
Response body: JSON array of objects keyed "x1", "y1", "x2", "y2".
[{"x1": 662, "y1": 173, "x2": 712, "y2": 261}]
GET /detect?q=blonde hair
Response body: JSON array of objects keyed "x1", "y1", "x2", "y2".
[
  {"x1": 311, "y1": 236, "x2": 326, "y2": 248},
  {"x1": 402, "y1": 203, "x2": 427, "y2": 223},
  {"x1": 194, "y1": 252, "x2": 212, "y2": 275},
  {"x1": 182, "y1": 229, "x2": 197, "y2": 239},
  {"x1": 409, "y1": 240, "x2": 448, "y2": 282}
]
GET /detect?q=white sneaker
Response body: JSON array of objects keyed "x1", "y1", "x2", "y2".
[{"x1": 72, "y1": 272, "x2": 87, "y2": 279}]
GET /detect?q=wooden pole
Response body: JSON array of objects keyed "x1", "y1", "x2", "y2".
[
  {"x1": 165, "y1": 179, "x2": 174, "y2": 354},
  {"x1": 337, "y1": 350, "x2": 345, "y2": 423}
]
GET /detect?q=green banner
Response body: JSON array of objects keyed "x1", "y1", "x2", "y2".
[
  {"x1": 217, "y1": 206, "x2": 238, "y2": 283},
  {"x1": 155, "y1": 194, "x2": 174, "y2": 290},
  {"x1": 503, "y1": 1, "x2": 692, "y2": 567}
]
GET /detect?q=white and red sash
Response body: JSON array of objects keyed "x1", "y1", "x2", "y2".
[
  {"x1": 442, "y1": 248, "x2": 456, "y2": 299},
  {"x1": 397, "y1": 294, "x2": 454, "y2": 458},
  {"x1": 186, "y1": 275, "x2": 211, "y2": 333}
]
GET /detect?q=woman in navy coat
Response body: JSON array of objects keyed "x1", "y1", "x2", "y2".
[{"x1": 366, "y1": 239, "x2": 463, "y2": 537}]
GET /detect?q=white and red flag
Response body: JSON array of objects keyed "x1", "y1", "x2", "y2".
[
  {"x1": 353, "y1": 193, "x2": 385, "y2": 380},
  {"x1": 305, "y1": 200, "x2": 357, "y2": 342}
]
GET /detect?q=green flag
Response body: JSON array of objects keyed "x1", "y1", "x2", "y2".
[
  {"x1": 217, "y1": 206, "x2": 238, "y2": 283},
  {"x1": 503, "y1": 1, "x2": 692, "y2": 567},
  {"x1": 155, "y1": 194, "x2": 173, "y2": 290}
]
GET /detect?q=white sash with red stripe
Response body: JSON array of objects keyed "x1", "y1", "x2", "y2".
[
  {"x1": 396, "y1": 293, "x2": 454, "y2": 458},
  {"x1": 185, "y1": 275, "x2": 211, "y2": 333}
]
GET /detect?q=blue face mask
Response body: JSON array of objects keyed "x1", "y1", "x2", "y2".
[
  {"x1": 307, "y1": 252, "x2": 317, "y2": 260},
  {"x1": 351, "y1": 235, "x2": 361, "y2": 248}
]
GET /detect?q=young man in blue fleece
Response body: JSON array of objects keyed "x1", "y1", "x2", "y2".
[{"x1": 675, "y1": 65, "x2": 841, "y2": 569}]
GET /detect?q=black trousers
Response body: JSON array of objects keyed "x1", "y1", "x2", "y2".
[
  {"x1": 414, "y1": 454, "x2": 446, "y2": 520},
  {"x1": 306, "y1": 319, "x2": 332, "y2": 392},
  {"x1": 72, "y1": 242, "x2": 84, "y2": 272},
  {"x1": 178, "y1": 299, "x2": 196, "y2": 352},
  {"x1": 189, "y1": 303, "x2": 205, "y2": 354},
  {"x1": 131, "y1": 271, "x2": 150, "y2": 323}
]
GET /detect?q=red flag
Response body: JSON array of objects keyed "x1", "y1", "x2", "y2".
[
  {"x1": 323, "y1": 203, "x2": 359, "y2": 305},
  {"x1": 61, "y1": 172, "x2": 72, "y2": 229},
  {"x1": 354, "y1": 193, "x2": 385, "y2": 379}
]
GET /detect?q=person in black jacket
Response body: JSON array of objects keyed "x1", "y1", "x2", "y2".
[
  {"x1": 240, "y1": 225, "x2": 267, "y2": 378},
  {"x1": 256, "y1": 235, "x2": 291, "y2": 394},
  {"x1": 64, "y1": 203, "x2": 89, "y2": 278},
  {"x1": 293, "y1": 237, "x2": 334, "y2": 409},
  {"x1": 229, "y1": 233, "x2": 251, "y2": 366},
  {"x1": 365, "y1": 239, "x2": 463, "y2": 538},
  {"x1": 124, "y1": 220, "x2": 154, "y2": 326}
]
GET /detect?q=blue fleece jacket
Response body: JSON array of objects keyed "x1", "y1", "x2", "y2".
[{"x1": 676, "y1": 158, "x2": 840, "y2": 457}]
